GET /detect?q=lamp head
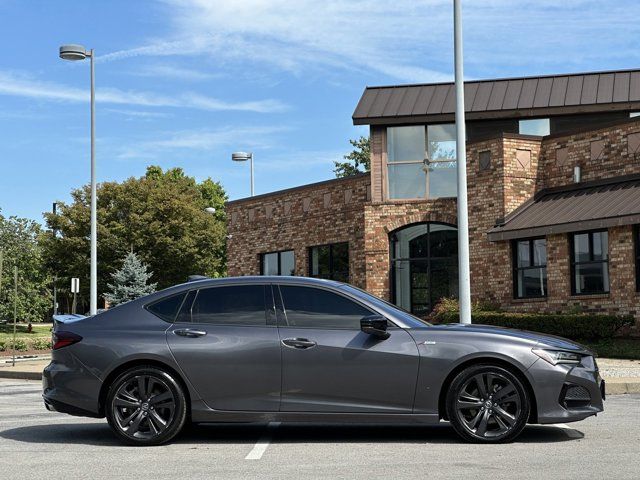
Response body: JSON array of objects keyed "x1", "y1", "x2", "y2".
[
  {"x1": 232, "y1": 152, "x2": 252, "y2": 162},
  {"x1": 59, "y1": 44, "x2": 88, "y2": 61}
]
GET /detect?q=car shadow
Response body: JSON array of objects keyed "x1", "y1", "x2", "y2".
[{"x1": 0, "y1": 422, "x2": 582, "y2": 447}]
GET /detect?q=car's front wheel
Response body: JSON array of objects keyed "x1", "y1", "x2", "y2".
[
  {"x1": 446, "y1": 364, "x2": 530, "y2": 443},
  {"x1": 105, "y1": 366, "x2": 187, "y2": 446}
]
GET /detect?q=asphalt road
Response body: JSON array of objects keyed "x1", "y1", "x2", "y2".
[{"x1": 0, "y1": 379, "x2": 639, "y2": 480}]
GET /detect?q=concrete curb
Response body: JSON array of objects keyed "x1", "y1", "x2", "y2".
[
  {"x1": 605, "y1": 380, "x2": 640, "y2": 395},
  {"x1": 0, "y1": 370, "x2": 43, "y2": 381}
]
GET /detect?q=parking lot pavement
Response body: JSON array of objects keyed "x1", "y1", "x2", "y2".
[{"x1": 1, "y1": 379, "x2": 639, "y2": 480}]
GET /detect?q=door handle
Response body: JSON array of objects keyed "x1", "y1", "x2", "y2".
[
  {"x1": 173, "y1": 328, "x2": 207, "y2": 338},
  {"x1": 282, "y1": 338, "x2": 317, "y2": 349}
]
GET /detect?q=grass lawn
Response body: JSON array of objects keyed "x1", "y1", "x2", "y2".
[
  {"x1": 584, "y1": 339, "x2": 640, "y2": 360},
  {"x1": 0, "y1": 323, "x2": 51, "y2": 341}
]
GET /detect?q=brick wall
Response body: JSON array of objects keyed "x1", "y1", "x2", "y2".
[
  {"x1": 226, "y1": 174, "x2": 371, "y2": 288},
  {"x1": 226, "y1": 118, "x2": 640, "y2": 325}
]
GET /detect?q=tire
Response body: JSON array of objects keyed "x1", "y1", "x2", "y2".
[
  {"x1": 446, "y1": 364, "x2": 530, "y2": 443},
  {"x1": 105, "y1": 366, "x2": 187, "y2": 446}
]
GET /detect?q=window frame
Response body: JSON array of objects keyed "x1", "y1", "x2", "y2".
[
  {"x1": 385, "y1": 124, "x2": 457, "y2": 200},
  {"x1": 275, "y1": 284, "x2": 376, "y2": 330},
  {"x1": 308, "y1": 242, "x2": 349, "y2": 282},
  {"x1": 570, "y1": 229, "x2": 610, "y2": 296},
  {"x1": 512, "y1": 237, "x2": 548, "y2": 299},
  {"x1": 260, "y1": 249, "x2": 295, "y2": 276}
]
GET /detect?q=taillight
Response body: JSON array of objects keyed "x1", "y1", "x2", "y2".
[{"x1": 52, "y1": 331, "x2": 83, "y2": 350}]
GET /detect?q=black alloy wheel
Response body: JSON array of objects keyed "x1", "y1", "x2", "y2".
[
  {"x1": 446, "y1": 364, "x2": 530, "y2": 443},
  {"x1": 106, "y1": 366, "x2": 187, "y2": 446}
]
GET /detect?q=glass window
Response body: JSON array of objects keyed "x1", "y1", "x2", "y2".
[
  {"x1": 519, "y1": 118, "x2": 550, "y2": 136},
  {"x1": 387, "y1": 126, "x2": 425, "y2": 162},
  {"x1": 146, "y1": 292, "x2": 186, "y2": 322},
  {"x1": 388, "y1": 163, "x2": 426, "y2": 199},
  {"x1": 309, "y1": 243, "x2": 349, "y2": 282},
  {"x1": 427, "y1": 161, "x2": 457, "y2": 198},
  {"x1": 386, "y1": 125, "x2": 457, "y2": 200},
  {"x1": 513, "y1": 238, "x2": 547, "y2": 298},
  {"x1": 279, "y1": 285, "x2": 372, "y2": 329},
  {"x1": 191, "y1": 285, "x2": 267, "y2": 325},
  {"x1": 175, "y1": 290, "x2": 196, "y2": 323},
  {"x1": 261, "y1": 250, "x2": 295, "y2": 276},
  {"x1": 571, "y1": 231, "x2": 609, "y2": 295},
  {"x1": 427, "y1": 124, "x2": 457, "y2": 160}
]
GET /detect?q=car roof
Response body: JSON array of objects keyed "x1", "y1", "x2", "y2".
[{"x1": 178, "y1": 276, "x2": 344, "y2": 288}]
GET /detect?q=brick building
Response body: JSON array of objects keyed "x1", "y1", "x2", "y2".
[{"x1": 227, "y1": 69, "x2": 640, "y2": 323}]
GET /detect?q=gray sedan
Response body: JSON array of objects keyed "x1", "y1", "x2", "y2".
[{"x1": 42, "y1": 276, "x2": 604, "y2": 445}]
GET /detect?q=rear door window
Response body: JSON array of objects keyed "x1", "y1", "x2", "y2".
[
  {"x1": 278, "y1": 285, "x2": 373, "y2": 329},
  {"x1": 191, "y1": 285, "x2": 267, "y2": 326},
  {"x1": 146, "y1": 292, "x2": 187, "y2": 322}
]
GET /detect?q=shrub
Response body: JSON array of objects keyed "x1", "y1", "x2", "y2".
[
  {"x1": 5, "y1": 339, "x2": 29, "y2": 351},
  {"x1": 31, "y1": 337, "x2": 52, "y2": 350},
  {"x1": 430, "y1": 310, "x2": 634, "y2": 341},
  {"x1": 0, "y1": 341, "x2": 5, "y2": 352},
  {"x1": 430, "y1": 297, "x2": 500, "y2": 317}
]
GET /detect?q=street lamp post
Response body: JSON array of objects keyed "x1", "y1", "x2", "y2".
[
  {"x1": 453, "y1": 0, "x2": 472, "y2": 324},
  {"x1": 59, "y1": 44, "x2": 98, "y2": 316},
  {"x1": 232, "y1": 152, "x2": 254, "y2": 196}
]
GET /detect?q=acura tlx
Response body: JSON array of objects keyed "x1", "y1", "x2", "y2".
[{"x1": 43, "y1": 276, "x2": 604, "y2": 445}]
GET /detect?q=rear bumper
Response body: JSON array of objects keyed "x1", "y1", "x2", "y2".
[
  {"x1": 528, "y1": 357, "x2": 604, "y2": 424},
  {"x1": 43, "y1": 396, "x2": 102, "y2": 418},
  {"x1": 42, "y1": 353, "x2": 104, "y2": 418}
]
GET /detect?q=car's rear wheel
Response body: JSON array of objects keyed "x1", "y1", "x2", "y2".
[
  {"x1": 105, "y1": 366, "x2": 187, "y2": 446},
  {"x1": 446, "y1": 364, "x2": 530, "y2": 443}
]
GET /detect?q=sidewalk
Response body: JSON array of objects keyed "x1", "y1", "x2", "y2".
[{"x1": 1, "y1": 357, "x2": 640, "y2": 394}]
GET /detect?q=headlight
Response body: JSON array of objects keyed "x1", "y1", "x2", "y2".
[{"x1": 532, "y1": 348, "x2": 582, "y2": 366}]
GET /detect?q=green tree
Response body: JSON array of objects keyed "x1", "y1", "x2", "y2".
[
  {"x1": 0, "y1": 211, "x2": 51, "y2": 322},
  {"x1": 334, "y1": 136, "x2": 371, "y2": 178},
  {"x1": 41, "y1": 166, "x2": 227, "y2": 312},
  {"x1": 105, "y1": 252, "x2": 157, "y2": 306}
]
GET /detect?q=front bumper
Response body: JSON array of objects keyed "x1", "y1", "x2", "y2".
[{"x1": 527, "y1": 355, "x2": 604, "y2": 424}]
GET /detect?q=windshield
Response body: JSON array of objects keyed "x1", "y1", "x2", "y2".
[{"x1": 337, "y1": 284, "x2": 431, "y2": 327}]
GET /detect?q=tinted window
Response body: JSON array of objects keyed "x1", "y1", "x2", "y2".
[
  {"x1": 191, "y1": 285, "x2": 266, "y2": 326},
  {"x1": 146, "y1": 292, "x2": 186, "y2": 322},
  {"x1": 279, "y1": 285, "x2": 372, "y2": 329},
  {"x1": 309, "y1": 243, "x2": 349, "y2": 282},
  {"x1": 175, "y1": 290, "x2": 197, "y2": 323},
  {"x1": 261, "y1": 250, "x2": 295, "y2": 276}
]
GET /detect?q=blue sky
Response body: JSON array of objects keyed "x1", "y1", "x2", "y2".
[{"x1": 2, "y1": 0, "x2": 640, "y2": 222}]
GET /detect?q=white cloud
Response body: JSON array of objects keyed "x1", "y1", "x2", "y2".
[
  {"x1": 115, "y1": 125, "x2": 290, "y2": 160},
  {"x1": 99, "y1": 0, "x2": 640, "y2": 84},
  {"x1": 0, "y1": 70, "x2": 288, "y2": 113},
  {"x1": 129, "y1": 63, "x2": 223, "y2": 81}
]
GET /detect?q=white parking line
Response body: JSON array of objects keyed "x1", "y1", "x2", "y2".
[
  {"x1": 245, "y1": 422, "x2": 280, "y2": 460},
  {"x1": 555, "y1": 423, "x2": 583, "y2": 439}
]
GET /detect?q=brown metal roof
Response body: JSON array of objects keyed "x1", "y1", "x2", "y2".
[
  {"x1": 487, "y1": 175, "x2": 640, "y2": 241},
  {"x1": 353, "y1": 68, "x2": 640, "y2": 125}
]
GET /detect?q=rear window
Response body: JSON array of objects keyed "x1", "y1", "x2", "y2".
[{"x1": 146, "y1": 292, "x2": 186, "y2": 322}]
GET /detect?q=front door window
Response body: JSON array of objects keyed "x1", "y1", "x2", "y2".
[{"x1": 390, "y1": 223, "x2": 458, "y2": 315}]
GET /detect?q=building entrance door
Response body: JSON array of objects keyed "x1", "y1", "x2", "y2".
[{"x1": 390, "y1": 223, "x2": 458, "y2": 315}]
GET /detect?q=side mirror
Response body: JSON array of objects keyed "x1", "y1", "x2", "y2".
[{"x1": 360, "y1": 315, "x2": 390, "y2": 339}]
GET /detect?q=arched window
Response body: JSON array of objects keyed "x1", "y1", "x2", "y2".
[{"x1": 390, "y1": 222, "x2": 458, "y2": 315}]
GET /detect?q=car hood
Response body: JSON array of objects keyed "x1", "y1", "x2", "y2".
[{"x1": 424, "y1": 323, "x2": 589, "y2": 352}]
